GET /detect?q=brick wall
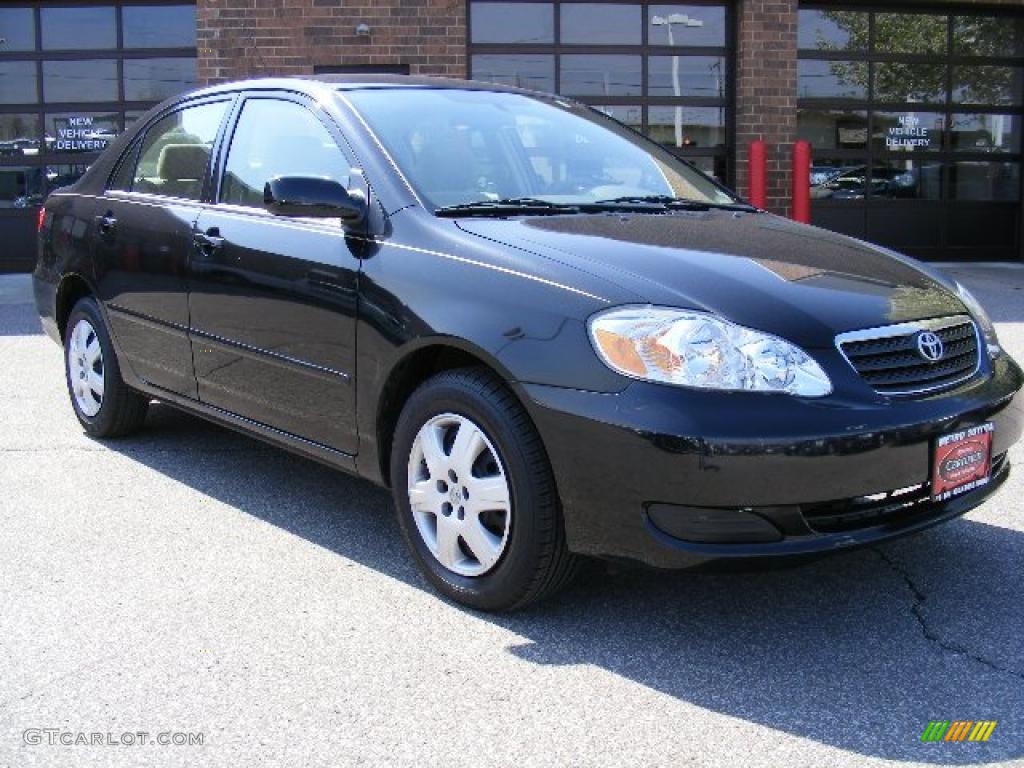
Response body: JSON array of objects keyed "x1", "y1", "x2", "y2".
[
  {"x1": 734, "y1": 0, "x2": 798, "y2": 216},
  {"x1": 196, "y1": 0, "x2": 466, "y2": 85}
]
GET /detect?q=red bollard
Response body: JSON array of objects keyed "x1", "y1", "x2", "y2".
[
  {"x1": 792, "y1": 140, "x2": 811, "y2": 224},
  {"x1": 748, "y1": 139, "x2": 767, "y2": 210}
]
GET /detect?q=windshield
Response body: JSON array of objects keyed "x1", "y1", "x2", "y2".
[{"x1": 343, "y1": 88, "x2": 737, "y2": 211}]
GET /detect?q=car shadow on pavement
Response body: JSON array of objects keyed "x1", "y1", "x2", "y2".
[{"x1": 104, "y1": 403, "x2": 1024, "y2": 764}]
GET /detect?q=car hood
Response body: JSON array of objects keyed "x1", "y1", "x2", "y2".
[{"x1": 454, "y1": 210, "x2": 965, "y2": 348}]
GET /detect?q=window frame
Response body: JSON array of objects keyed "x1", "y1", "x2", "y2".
[
  {"x1": 212, "y1": 92, "x2": 359, "y2": 213},
  {"x1": 105, "y1": 93, "x2": 234, "y2": 203}
]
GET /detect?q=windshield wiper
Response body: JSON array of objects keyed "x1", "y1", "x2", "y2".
[
  {"x1": 434, "y1": 195, "x2": 757, "y2": 217},
  {"x1": 434, "y1": 197, "x2": 580, "y2": 217},
  {"x1": 590, "y1": 195, "x2": 757, "y2": 212}
]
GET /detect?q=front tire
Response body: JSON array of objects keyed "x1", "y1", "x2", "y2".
[
  {"x1": 64, "y1": 297, "x2": 148, "y2": 437},
  {"x1": 391, "y1": 367, "x2": 578, "y2": 611}
]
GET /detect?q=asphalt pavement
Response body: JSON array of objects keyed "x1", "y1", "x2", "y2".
[{"x1": 1, "y1": 266, "x2": 1022, "y2": 768}]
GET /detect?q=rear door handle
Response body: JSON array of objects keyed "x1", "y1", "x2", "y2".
[{"x1": 192, "y1": 228, "x2": 225, "y2": 258}]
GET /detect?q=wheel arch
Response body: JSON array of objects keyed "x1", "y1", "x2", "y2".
[
  {"x1": 55, "y1": 273, "x2": 98, "y2": 342},
  {"x1": 373, "y1": 338, "x2": 532, "y2": 488}
]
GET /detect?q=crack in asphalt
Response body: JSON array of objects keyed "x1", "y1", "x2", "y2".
[{"x1": 873, "y1": 546, "x2": 1024, "y2": 681}]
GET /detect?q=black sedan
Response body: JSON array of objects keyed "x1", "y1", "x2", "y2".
[{"x1": 34, "y1": 76, "x2": 1023, "y2": 610}]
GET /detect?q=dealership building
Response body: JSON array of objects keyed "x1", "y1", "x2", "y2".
[{"x1": 1, "y1": 0, "x2": 1022, "y2": 270}]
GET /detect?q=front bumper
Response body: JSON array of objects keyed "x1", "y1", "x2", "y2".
[{"x1": 522, "y1": 355, "x2": 1024, "y2": 569}]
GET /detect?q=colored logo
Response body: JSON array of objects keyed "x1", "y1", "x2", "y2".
[
  {"x1": 921, "y1": 721, "x2": 997, "y2": 742},
  {"x1": 917, "y1": 331, "x2": 944, "y2": 362},
  {"x1": 939, "y1": 440, "x2": 988, "y2": 483}
]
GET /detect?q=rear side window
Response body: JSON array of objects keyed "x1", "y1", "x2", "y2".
[
  {"x1": 129, "y1": 101, "x2": 228, "y2": 201},
  {"x1": 220, "y1": 99, "x2": 351, "y2": 208}
]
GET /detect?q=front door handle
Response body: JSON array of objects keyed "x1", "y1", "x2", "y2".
[
  {"x1": 96, "y1": 212, "x2": 117, "y2": 238},
  {"x1": 192, "y1": 228, "x2": 225, "y2": 258}
]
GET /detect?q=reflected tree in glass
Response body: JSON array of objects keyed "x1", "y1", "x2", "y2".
[{"x1": 816, "y1": 11, "x2": 1014, "y2": 105}]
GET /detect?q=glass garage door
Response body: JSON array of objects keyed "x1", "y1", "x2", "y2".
[
  {"x1": 0, "y1": 2, "x2": 197, "y2": 272},
  {"x1": 468, "y1": 1, "x2": 733, "y2": 186},
  {"x1": 798, "y1": 5, "x2": 1024, "y2": 261}
]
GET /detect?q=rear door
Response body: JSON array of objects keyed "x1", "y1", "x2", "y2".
[
  {"x1": 188, "y1": 94, "x2": 361, "y2": 454},
  {"x1": 95, "y1": 97, "x2": 232, "y2": 398}
]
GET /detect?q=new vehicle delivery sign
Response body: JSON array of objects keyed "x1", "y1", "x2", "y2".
[{"x1": 53, "y1": 116, "x2": 111, "y2": 153}]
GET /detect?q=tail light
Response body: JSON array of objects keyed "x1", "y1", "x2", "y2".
[{"x1": 37, "y1": 207, "x2": 46, "y2": 232}]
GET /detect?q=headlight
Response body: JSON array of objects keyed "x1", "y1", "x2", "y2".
[
  {"x1": 589, "y1": 306, "x2": 832, "y2": 397},
  {"x1": 955, "y1": 282, "x2": 1001, "y2": 359}
]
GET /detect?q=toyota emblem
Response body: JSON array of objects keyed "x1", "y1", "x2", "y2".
[{"x1": 917, "y1": 331, "x2": 944, "y2": 362}]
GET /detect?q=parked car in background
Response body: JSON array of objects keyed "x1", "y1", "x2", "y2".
[
  {"x1": 34, "y1": 76, "x2": 1024, "y2": 610},
  {"x1": 811, "y1": 164, "x2": 945, "y2": 201}
]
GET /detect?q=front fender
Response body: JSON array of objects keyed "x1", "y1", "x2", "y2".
[{"x1": 352, "y1": 228, "x2": 632, "y2": 484}]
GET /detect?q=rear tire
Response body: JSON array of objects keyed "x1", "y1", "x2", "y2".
[
  {"x1": 64, "y1": 297, "x2": 148, "y2": 437},
  {"x1": 390, "y1": 367, "x2": 579, "y2": 611}
]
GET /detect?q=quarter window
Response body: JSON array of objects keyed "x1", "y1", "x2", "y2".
[
  {"x1": 220, "y1": 99, "x2": 351, "y2": 208},
  {"x1": 129, "y1": 101, "x2": 228, "y2": 200}
]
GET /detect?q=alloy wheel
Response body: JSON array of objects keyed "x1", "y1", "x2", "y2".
[
  {"x1": 407, "y1": 413, "x2": 512, "y2": 577},
  {"x1": 68, "y1": 318, "x2": 104, "y2": 417}
]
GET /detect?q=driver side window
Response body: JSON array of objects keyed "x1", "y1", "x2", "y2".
[{"x1": 220, "y1": 99, "x2": 351, "y2": 208}]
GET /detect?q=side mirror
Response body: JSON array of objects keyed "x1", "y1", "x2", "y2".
[{"x1": 263, "y1": 176, "x2": 366, "y2": 225}]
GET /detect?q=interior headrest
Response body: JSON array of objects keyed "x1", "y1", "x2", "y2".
[{"x1": 157, "y1": 143, "x2": 210, "y2": 181}]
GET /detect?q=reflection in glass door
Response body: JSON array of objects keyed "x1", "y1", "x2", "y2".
[
  {"x1": 0, "y1": 2, "x2": 198, "y2": 271},
  {"x1": 468, "y1": 1, "x2": 733, "y2": 184},
  {"x1": 798, "y1": 6, "x2": 1024, "y2": 261}
]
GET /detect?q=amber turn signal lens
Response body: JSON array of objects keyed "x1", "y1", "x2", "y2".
[{"x1": 593, "y1": 328, "x2": 646, "y2": 376}]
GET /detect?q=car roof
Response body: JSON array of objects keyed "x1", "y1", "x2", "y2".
[{"x1": 183, "y1": 74, "x2": 552, "y2": 101}]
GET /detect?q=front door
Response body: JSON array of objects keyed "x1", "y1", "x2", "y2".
[
  {"x1": 94, "y1": 99, "x2": 231, "y2": 397},
  {"x1": 188, "y1": 95, "x2": 361, "y2": 454}
]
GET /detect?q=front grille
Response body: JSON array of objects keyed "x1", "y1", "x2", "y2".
[{"x1": 837, "y1": 316, "x2": 980, "y2": 396}]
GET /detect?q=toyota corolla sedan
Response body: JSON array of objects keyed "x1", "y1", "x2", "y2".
[{"x1": 34, "y1": 76, "x2": 1023, "y2": 610}]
